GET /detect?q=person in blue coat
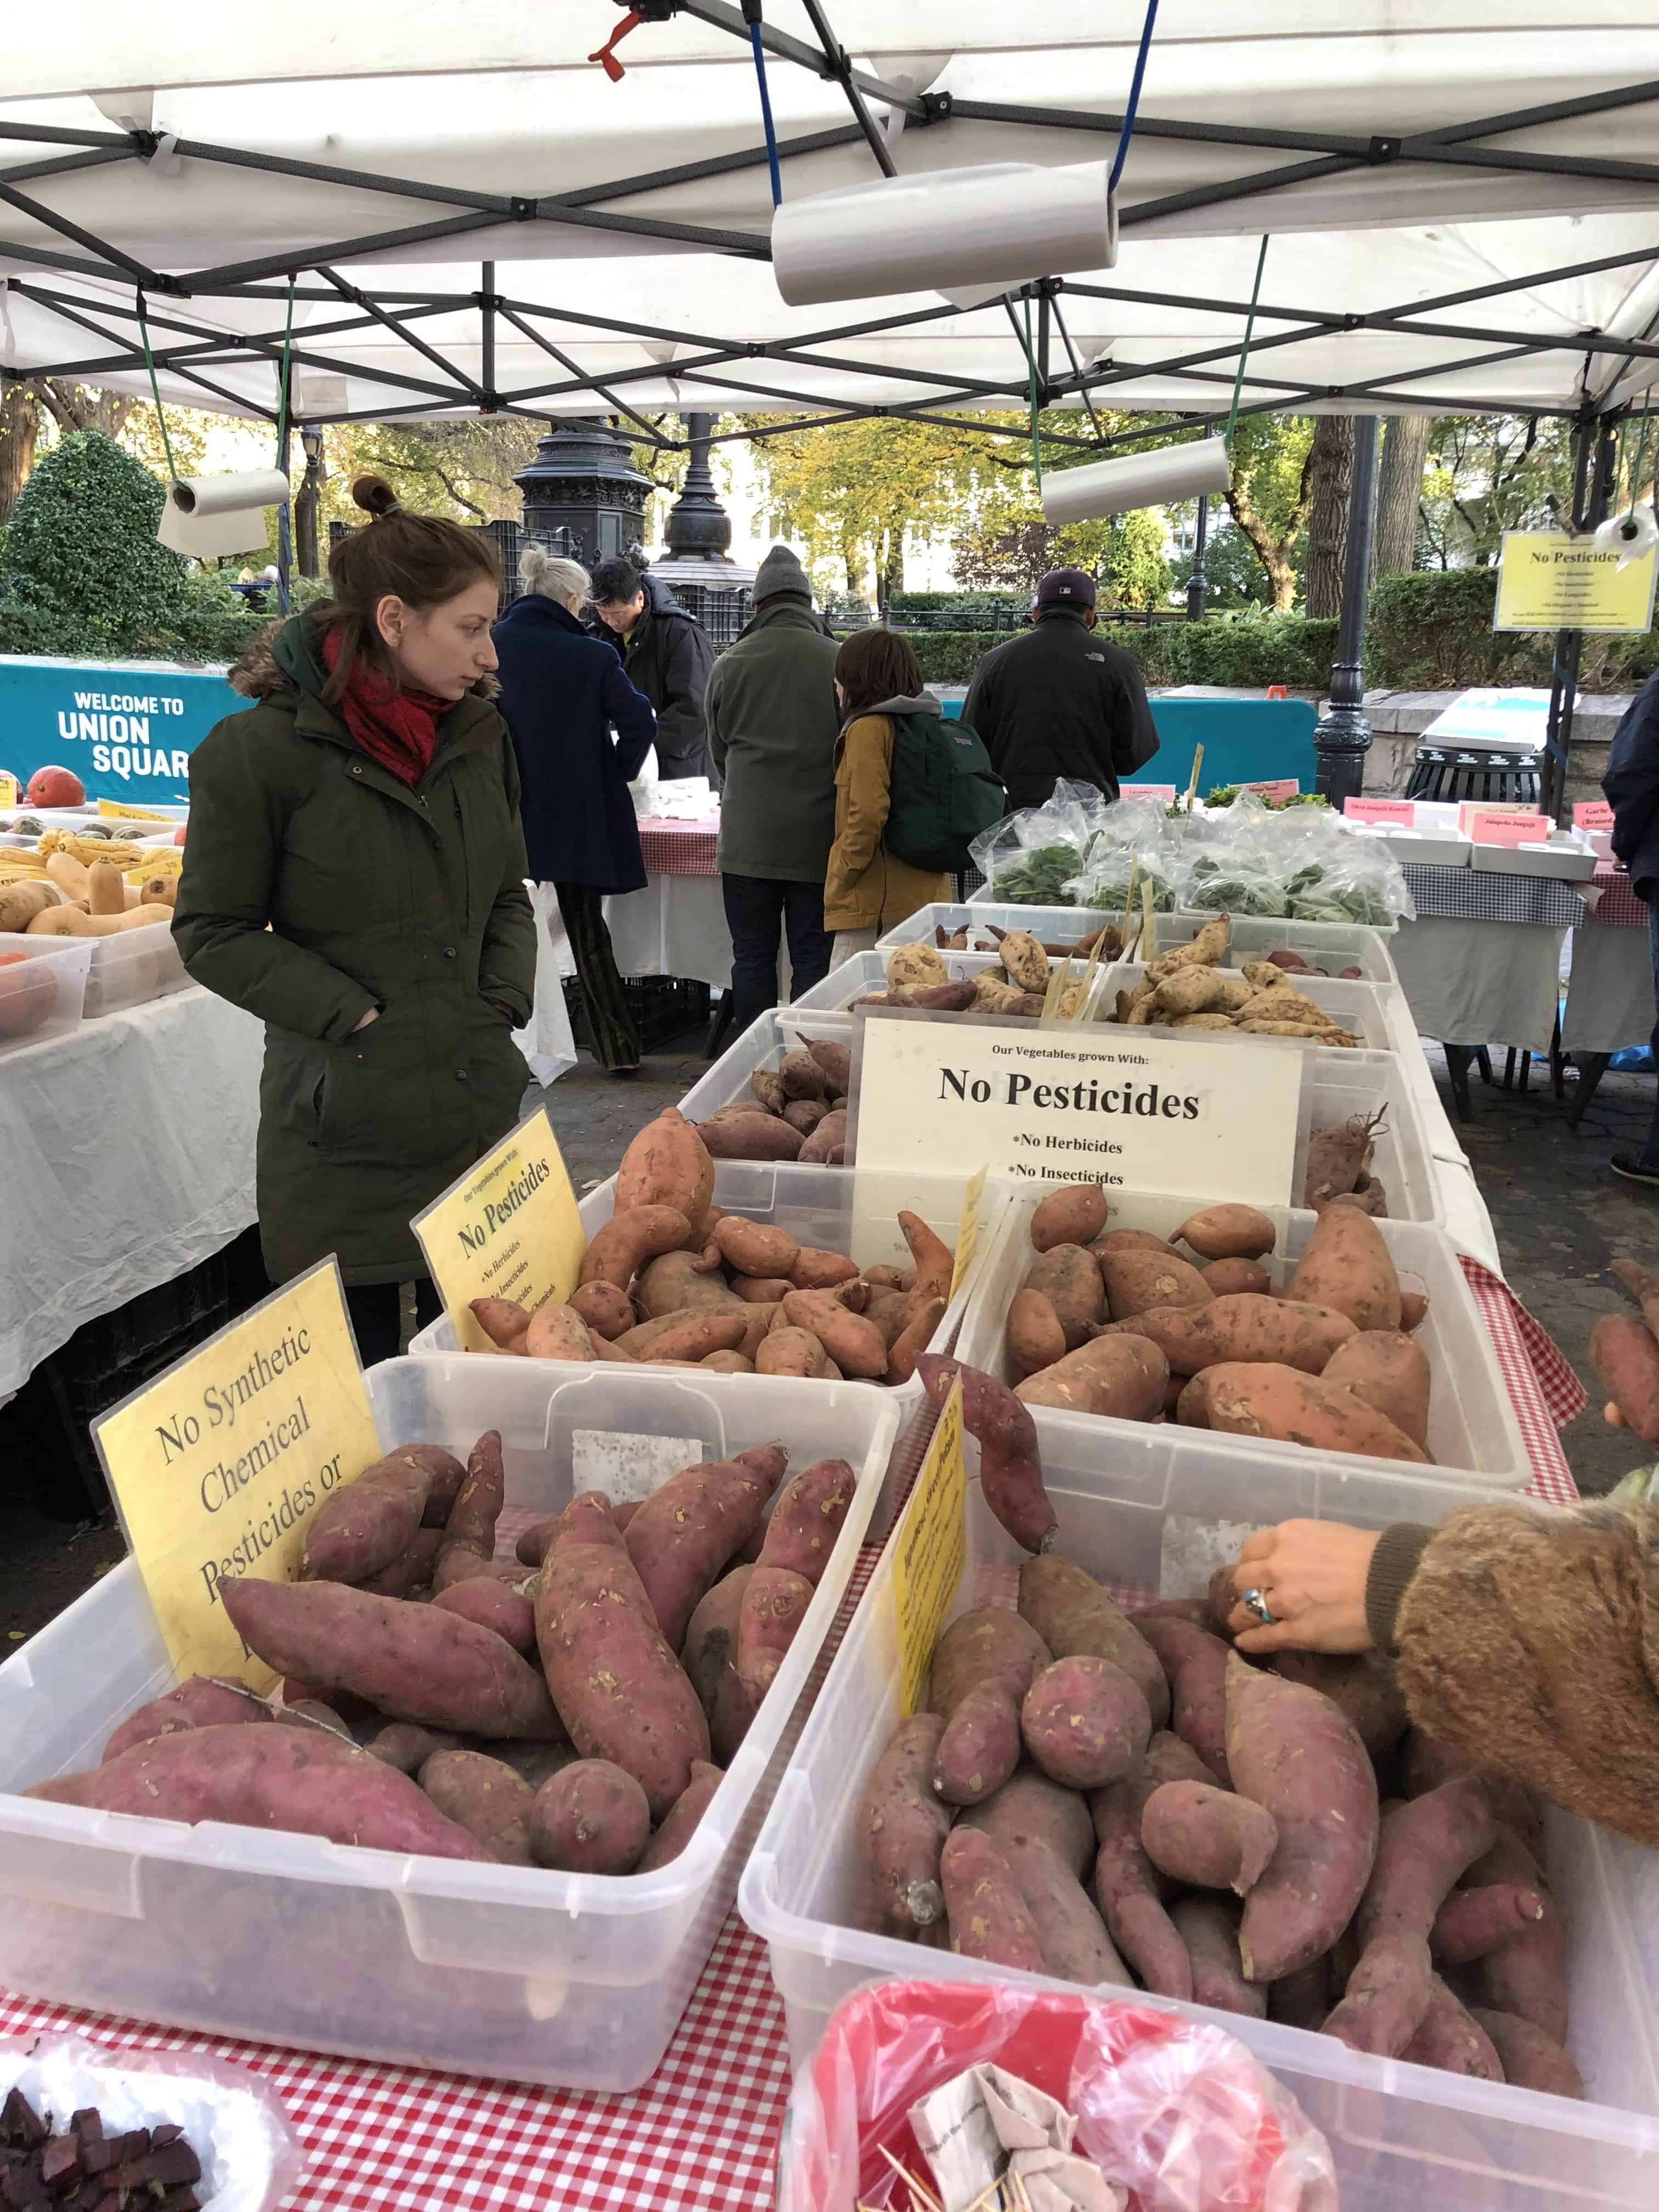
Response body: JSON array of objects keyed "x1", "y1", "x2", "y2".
[
  {"x1": 494, "y1": 548, "x2": 657, "y2": 1072},
  {"x1": 1604, "y1": 666, "x2": 1659, "y2": 1181}
]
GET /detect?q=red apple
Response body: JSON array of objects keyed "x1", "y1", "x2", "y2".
[{"x1": 25, "y1": 765, "x2": 86, "y2": 808}]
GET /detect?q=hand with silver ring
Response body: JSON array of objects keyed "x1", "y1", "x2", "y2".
[
  {"x1": 1239, "y1": 1587, "x2": 1275, "y2": 1627},
  {"x1": 1225, "y1": 1520, "x2": 1381, "y2": 1654}
]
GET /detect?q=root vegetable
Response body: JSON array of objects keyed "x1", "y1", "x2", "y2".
[
  {"x1": 625, "y1": 1443, "x2": 789, "y2": 1648},
  {"x1": 433, "y1": 1428, "x2": 505, "y2": 1591},
  {"x1": 864, "y1": 1712, "x2": 953, "y2": 1927},
  {"x1": 1176, "y1": 1374, "x2": 1211, "y2": 1426},
  {"x1": 941, "y1": 1827, "x2": 1045, "y2": 1972},
  {"x1": 1173, "y1": 1203, "x2": 1276, "y2": 1261},
  {"x1": 1093, "y1": 1228, "x2": 1180, "y2": 1262},
  {"x1": 1321, "y1": 1330, "x2": 1432, "y2": 1448},
  {"x1": 750, "y1": 1068, "x2": 788, "y2": 1115},
  {"x1": 1145, "y1": 1728, "x2": 1212, "y2": 1788},
  {"x1": 779, "y1": 1048, "x2": 831, "y2": 1100},
  {"x1": 1399, "y1": 1290, "x2": 1429, "y2": 1332},
  {"x1": 804, "y1": 1037, "x2": 853, "y2": 1093},
  {"x1": 1469, "y1": 1827, "x2": 1569, "y2": 2042},
  {"x1": 616, "y1": 1106, "x2": 714, "y2": 1231},
  {"x1": 103, "y1": 1676, "x2": 271, "y2": 1763},
  {"x1": 699, "y1": 1113, "x2": 806, "y2": 1161},
  {"x1": 1272, "y1": 1651, "x2": 1408, "y2": 1760},
  {"x1": 419, "y1": 1748, "x2": 535, "y2": 1864},
  {"x1": 1141, "y1": 1779, "x2": 1277, "y2": 1895},
  {"x1": 636, "y1": 1758, "x2": 724, "y2": 1871},
  {"x1": 712, "y1": 1217, "x2": 800, "y2": 1279},
  {"x1": 790, "y1": 1245, "x2": 861, "y2": 1290},
  {"x1": 1288, "y1": 1203, "x2": 1402, "y2": 1331},
  {"x1": 1402, "y1": 1976, "x2": 1505, "y2": 2079},
  {"x1": 1031, "y1": 1182, "x2": 1109, "y2": 1252},
  {"x1": 929, "y1": 1607, "x2": 1052, "y2": 1806},
  {"x1": 1132, "y1": 1614, "x2": 1232, "y2": 1784},
  {"x1": 579, "y1": 1204, "x2": 691, "y2": 1293},
  {"x1": 1324, "y1": 1934, "x2": 1435, "y2": 2057},
  {"x1": 1589, "y1": 1311, "x2": 1659, "y2": 1444},
  {"x1": 736, "y1": 1566, "x2": 812, "y2": 1700},
  {"x1": 919, "y1": 1355, "x2": 1057, "y2": 1555},
  {"x1": 571, "y1": 1282, "x2": 635, "y2": 1341},
  {"x1": 531, "y1": 1758, "x2": 652, "y2": 1875},
  {"x1": 1023, "y1": 1244, "x2": 1103, "y2": 1347},
  {"x1": 1156, "y1": 966, "x2": 1232, "y2": 1017},
  {"x1": 1471, "y1": 2010, "x2": 1583, "y2": 2098},
  {"x1": 1226, "y1": 1651, "x2": 1380, "y2": 1982},
  {"x1": 1271, "y1": 1959, "x2": 1334, "y2": 2033},
  {"x1": 682, "y1": 1565, "x2": 759, "y2": 1764},
  {"x1": 998, "y1": 929, "x2": 1050, "y2": 994},
  {"x1": 886, "y1": 942, "x2": 949, "y2": 993},
  {"x1": 1099, "y1": 1248, "x2": 1212, "y2": 1322},
  {"x1": 535, "y1": 1492, "x2": 711, "y2": 1816},
  {"x1": 756, "y1": 1325, "x2": 831, "y2": 1379},
  {"x1": 961, "y1": 1771, "x2": 1129, "y2": 1987},
  {"x1": 432, "y1": 1575, "x2": 535, "y2": 1652},
  {"x1": 347, "y1": 1524, "x2": 444, "y2": 1598},
  {"x1": 887, "y1": 1295, "x2": 946, "y2": 1384},
  {"x1": 34, "y1": 1722, "x2": 487, "y2": 1858},
  {"x1": 365, "y1": 1722, "x2": 469, "y2": 1775},
  {"x1": 1431, "y1": 1883, "x2": 1549, "y2": 1964},
  {"x1": 1090, "y1": 1775, "x2": 1192, "y2": 1999},
  {"x1": 302, "y1": 1449, "x2": 433, "y2": 1584},
  {"x1": 1302, "y1": 1111, "x2": 1383, "y2": 1207},
  {"x1": 524, "y1": 1304, "x2": 597, "y2": 1360},
  {"x1": 633, "y1": 1312, "x2": 751, "y2": 1365},
  {"x1": 1015, "y1": 1333, "x2": 1168, "y2": 1420},
  {"x1": 781, "y1": 1289, "x2": 887, "y2": 1377},
  {"x1": 1173, "y1": 1897, "x2": 1267, "y2": 2018},
  {"x1": 1204, "y1": 1362, "x2": 1429, "y2": 1464},
  {"x1": 1018, "y1": 1555, "x2": 1169, "y2": 1729},
  {"x1": 1020, "y1": 1655, "x2": 1151, "y2": 1789},
  {"x1": 1112, "y1": 1294, "x2": 1356, "y2": 1378},
  {"x1": 219, "y1": 1573, "x2": 560, "y2": 1737},
  {"x1": 900, "y1": 1211, "x2": 954, "y2": 1300},
  {"x1": 783, "y1": 1097, "x2": 828, "y2": 1135},
  {"x1": 1203, "y1": 1256, "x2": 1273, "y2": 1296},
  {"x1": 798, "y1": 1107, "x2": 849, "y2": 1165},
  {"x1": 470, "y1": 1296, "x2": 531, "y2": 1352}
]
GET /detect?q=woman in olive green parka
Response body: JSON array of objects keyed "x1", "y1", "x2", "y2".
[{"x1": 173, "y1": 479, "x2": 536, "y2": 1360}]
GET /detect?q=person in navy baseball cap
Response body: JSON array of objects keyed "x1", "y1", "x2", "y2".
[{"x1": 964, "y1": 566, "x2": 1159, "y2": 810}]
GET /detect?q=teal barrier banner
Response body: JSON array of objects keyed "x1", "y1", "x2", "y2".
[{"x1": 0, "y1": 655, "x2": 251, "y2": 806}]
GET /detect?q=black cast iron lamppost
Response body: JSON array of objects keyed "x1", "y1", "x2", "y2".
[{"x1": 1313, "y1": 415, "x2": 1381, "y2": 807}]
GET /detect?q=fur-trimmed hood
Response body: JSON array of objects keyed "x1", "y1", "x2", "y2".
[{"x1": 229, "y1": 611, "x2": 500, "y2": 704}]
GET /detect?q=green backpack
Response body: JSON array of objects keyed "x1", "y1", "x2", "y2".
[{"x1": 883, "y1": 710, "x2": 1007, "y2": 873}]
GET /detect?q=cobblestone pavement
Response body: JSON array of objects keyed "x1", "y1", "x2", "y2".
[{"x1": 3, "y1": 1030, "x2": 1655, "y2": 1646}]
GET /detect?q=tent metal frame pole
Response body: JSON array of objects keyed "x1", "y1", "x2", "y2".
[
  {"x1": 0, "y1": 146, "x2": 139, "y2": 188},
  {"x1": 318, "y1": 266, "x2": 483, "y2": 401},
  {"x1": 1543, "y1": 414, "x2": 1622, "y2": 822},
  {"x1": 1313, "y1": 414, "x2": 1382, "y2": 808},
  {"x1": 672, "y1": 0, "x2": 930, "y2": 116},
  {"x1": 492, "y1": 303, "x2": 682, "y2": 448},
  {"x1": 479, "y1": 260, "x2": 496, "y2": 409},
  {"x1": 800, "y1": 0, "x2": 899, "y2": 179},
  {"x1": 560, "y1": 124, "x2": 867, "y2": 206}
]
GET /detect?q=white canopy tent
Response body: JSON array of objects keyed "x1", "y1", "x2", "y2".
[{"x1": 2, "y1": 3, "x2": 1658, "y2": 446}]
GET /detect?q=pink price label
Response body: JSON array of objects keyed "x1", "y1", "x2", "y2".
[
  {"x1": 1121, "y1": 784, "x2": 1177, "y2": 802},
  {"x1": 1344, "y1": 798, "x2": 1417, "y2": 827},
  {"x1": 1461, "y1": 804, "x2": 1545, "y2": 848},
  {"x1": 1244, "y1": 778, "x2": 1301, "y2": 799},
  {"x1": 1574, "y1": 800, "x2": 1615, "y2": 831}
]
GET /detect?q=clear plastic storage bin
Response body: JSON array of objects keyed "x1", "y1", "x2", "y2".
[
  {"x1": 793, "y1": 950, "x2": 1112, "y2": 1020},
  {"x1": 1096, "y1": 961, "x2": 1397, "y2": 1052},
  {"x1": 1119, "y1": 912, "x2": 1399, "y2": 983},
  {"x1": 675, "y1": 1006, "x2": 857, "y2": 1131},
  {"x1": 877, "y1": 904, "x2": 1121, "y2": 953},
  {"x1": 0, "y1": 933, "x2": 93, "y2": 1049},
  {"x1": 0, "y1": 1357, "x2": 900, "y2": 2091},
  {"x1": 81, "y1": 918, "x2": 188, "y2": 1017},
  {"x1": 740, "y1": 1435, "x2": 1659, "y2": 2211},
  {"x1": 956, "y1": 1189, "x2": 1528, "y2": 1487}
]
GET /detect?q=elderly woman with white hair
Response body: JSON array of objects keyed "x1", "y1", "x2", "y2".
[{"x1": 493, "y1": 546, "x2": 658, "y2": 1073}]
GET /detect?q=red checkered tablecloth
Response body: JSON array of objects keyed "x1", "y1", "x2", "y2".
[
  {"x1": 0, "y1": 1296, "x2": 1585, "y2": 2207},
  {"x1": 1587, "y1": 861, "x2": 1647, "y2": 930},
  {"x1": 634, "y1": 815, "x2": 719, "y2": 878}
]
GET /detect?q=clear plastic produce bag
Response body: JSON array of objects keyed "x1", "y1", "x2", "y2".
[
  {"x1": 1063, "y1": 808, "x2": 1183, "y2": 915},
  {"x1": 970, "y1": 780, "x2": 1118, "y2": 907},
  {"x1": 777, "y1": 1978, "x2": 1338, "y2": 2212}
]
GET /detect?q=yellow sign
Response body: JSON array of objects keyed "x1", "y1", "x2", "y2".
[
  {"x1": 1494, "y1": 532, "x2": 1659, "y2": 634},
  {"x1": 949, "y1": 1165, "x2": 989, "y2": 1302},
  {"x1": 121, "y1": 848, "x2": 183, "y2": 879},
  {"x1": 98, "y1": 799, "x2": 178, "y2": 821},
  {"x1": 92, "y1": 1260, "x2": 382, "y2": 1686},
  {"x1": 0, "y1": 775, "x2": 18, "y2": 809},
  {"x1": 412, "y1": 1103, "x2": 586, "y2": 1351},
  {"x1": 893, "y1": 1379, "x2": 966, "y2": 1718}
]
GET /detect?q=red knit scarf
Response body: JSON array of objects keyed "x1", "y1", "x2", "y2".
[{"x1": 322, "y1": 626, "x2": 446, "y2": 788}]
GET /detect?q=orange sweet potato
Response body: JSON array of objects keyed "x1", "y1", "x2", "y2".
[
  {"x1": 1015, "y1": 1333, "x2": 1167, "y2": 1420},
  {"x1": 1093, "y1": 1228, "x2": 1181, "y2": 1262},
  {"x1": 1399, "y1": 1290, "x2": 1430, "y2": 1333},
  {"x1": 798, "y1": 1107, "x2": 848, "y2": 1163},
  {"x1": 530, "y1": 1757, "x2": 652, "y2": 1875},
  {"x1": 805, "y1": 1036, "x2": 853, "y2": 1093},
  {"x1": 1109, "y1": 1293, "x2": 1357, "y2": 1377},
  {"x1": 615, "y1": 1105, "x2": 714, "y2": 1230},
  {"x1": 1176, "y1": 1373, "x2": 1211, "y2": 1426},
  {"x1": 1203, "y1": 1256, "x2": 1273, "y2": 1296},
  {"x1": 699, "y1": 1113, "x2": 806, "y2": 1160},
  {"x1": 636, "y1": 1251, "x2": 747, "y2": 1318},
  {"x1": 1589, "y1": 1311, "x2": 1659, "y2": 1444},
  {"x1": 1007, "y1": 1288, "x2": 1066, "y2": 1377},
  {"x1": 791, "y1": 1244, "x2": 861, "y2": 1290},
  {"x1": 471, "y1": 1296, "x2": 532, "y2": 1352},
  {"x1": 755, "y1": 1324, "x2": 832, "y2": 1378},
  {"x1": 864, "y1": 1711, "x2": 953, "y2": 1928},
  {"x1": 900, "y1": 1211, "x2": 955, "y2": 1300},
  {"x1": 1023, "y1": 1243, "x2": 1104, "y2": 1347},
  {"x1": 1288, "y1": 1203, "x2": 1401, "y2": 1331},
  {"x1": 523, "y1": 1303, "x2": 597, "y2": 1360},
  {"x1": 1204, "y1": 1361, "x2": 1430, "y2": 1463},
  {"x1": 631, "y1": 1312, "x2": 751, "y2": 1365},
  {"x1": 571, "y1": 1281, "x2": 635, "y2": 1341},
  {"x1": 780, "y1": 1288, "x2": 887, "y2": 1377},
  {"x1": 712, "y1": 1216, "x2": 800, "y2": 1279},
  {"x1": 887, "y1": 1294, "x2": 945, "y2": 1384},
  {"x1": 625, "y1": 1443, "x2": 789, "y2": 1648},
  {"x1": 1321, "y1": 1329, "x2": 1432, "y2": 1448},
  {"x1": 1030, "y1": 1182, "x2": 1110, "y2": 1253},
  {"x1": 1099, "y1": 1246, "x2": 1212, "y2": 1321},
  {"x1": 1173, "y1": 1203, "x2": 1276, "y2": 1261},
  {"x1": 579, "y1": 1203, "x2": 691, "y2": 1291}
]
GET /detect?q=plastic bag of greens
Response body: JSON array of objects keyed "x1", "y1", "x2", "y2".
[
  {"x1": 970, "y1": 778, "x2": 1116, "y2": 906},
  {"x1": 1285, "y1": 837, "x2": 1415, "y2": 926},
  {"x1": 1064, "y1": 808, "x2": 1182, "y2": 913}
]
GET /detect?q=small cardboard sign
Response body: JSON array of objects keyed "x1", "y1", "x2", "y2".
[
  {"x1": 894, "y1": 1380, "x2": 966, "y2": 1718},
  {"x1": 413, "y1": 1105, "x2": 586, "y2": 1352},
  {"x1": 1243, "y1": 778, "x2": 1300, "y2": 799},
  {"x1": 949, "y1": 1165, "x2": 990, "y2": 1302},
  {"x1": 98, "y1": 799, "x2": 177, "y2": 821},
  {"x1": 92, "y1": 1259, "x2": 382, "y2": 1686},
  {"x1": 1120, "y1": 784, "x2": 1177, "y2": 804},
  {"x1": 1460, "y1": 803, "x2": 1544, "y2": 848},
  {"x1": 0, "y1": 775, "x2": 18, "y2": 810},
  {"x1": 1574, "y1": 800, "x2": 1616, "y2": 832},
  {"x1": 1345, "y1": 797, "x2": 1417, "y2": 828}
]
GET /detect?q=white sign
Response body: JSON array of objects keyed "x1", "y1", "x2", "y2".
[{"x1": 851, "y1": 1014, "x2": 1300, "y2": 1205}]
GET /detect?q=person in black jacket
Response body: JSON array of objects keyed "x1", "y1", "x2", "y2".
[
  {"x1": 1602, "y1": 667, "x2": 1659, "y2": 1182},
  {"x1": 495, "y1": 549, "x2": 658, "y2": 1074},
  {"x1": 590, "y1": 557, "x2": 715, "y2": 783},
  {"x1": 963, "y1": 568, "x2": 1160, "y2": 811}
]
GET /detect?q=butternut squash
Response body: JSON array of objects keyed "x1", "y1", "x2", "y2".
[
  {"x1": 44, "y1": 852, "x2": 91, "y2": 901},
  {"x1": 88, "y1": 860, "x2": 126, "y2": 916},
  {"x1": 26, "y1": 905, "x2": 170, "y2": 939}
]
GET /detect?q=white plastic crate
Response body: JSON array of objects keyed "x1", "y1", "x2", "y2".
[
  {"x1": 739, "y1": 1440, "x2": 1659, "y2": 2211},
  {"x1": 80, "y1": 917, "x2": 188, "y2": 1017},
  {"x1": 0, "y1": 1356, "x2": 900, "y2": 2092},
  {"x1": 1119, "y1": 912, "x2": 1398, "y2": 983},
  {"x1": 1096, "y1": 960, "x2": 1397, "y2": 1053},
  {"x1": 794, "y1": 950, "x2": 1113, "y2": 1020},
  {"x1": 676, "y1": 1006, "x2": 857, "y2": 1130},
  {"x1": 957, "y1": 1189, "x2": 1528, "y2": 1487},
  {"x1": 876, "y1": 904, "x2": 1121, "y2": 954},
  {"x1": 0, "y1": 933, "x2": 93, "y2": 1049}
]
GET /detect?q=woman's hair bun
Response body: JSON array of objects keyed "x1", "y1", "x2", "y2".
[{"x1": 351, "y1": 473, "x2": 401, "y2": 519}]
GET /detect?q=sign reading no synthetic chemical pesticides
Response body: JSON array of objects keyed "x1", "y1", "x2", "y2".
[
  {"x1": 413, "y1": 1104, "x2": 586, "y2": 1352},
  {"x1": 93, "y1": 1259, "x2": 382, "y2": 1686},
  {"x1": 852, "y1": 1012, "x2": 1301, "y2": 1207}
]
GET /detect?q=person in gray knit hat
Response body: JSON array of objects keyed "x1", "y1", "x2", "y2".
[{"x1": 706, "y1": 544, "x2": 841, "y2": 1030}]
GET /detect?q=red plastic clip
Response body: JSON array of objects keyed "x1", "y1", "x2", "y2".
[
  {"x1": 589, "y1": 10, "x2": 643, "y2": 81},
  {"x1": 1266, "y1": 684, "x2": 1289, "y2": 699}
]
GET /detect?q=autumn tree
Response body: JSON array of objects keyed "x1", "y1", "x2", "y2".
[
  {"x1": 1371, "y1": 415, "x2": 1433, "y2": 579},
  {"x1": 1301, "y1": 417, "x2": 1355, "y2": 619},
  {"x1": 1224, "y1": 414, "x2": 1317, "y2": 611},
  {"x1": 1418, "y1": 414, "x2": 1576, "y2": 566}
]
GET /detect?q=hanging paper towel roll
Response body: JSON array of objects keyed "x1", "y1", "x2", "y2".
[
  {"x1": 772, "y1": 162, "x2": 1116, "y2": 308},
  {"x1": 157, "y1": 470, "x2": 291, "y2": 559},
  {"x1": 1592, "y1": 503, "x2": 1658, "y2": 571},
  {"x1": 1041, "y1": 436, "x2": 1232, "y2": 526}
]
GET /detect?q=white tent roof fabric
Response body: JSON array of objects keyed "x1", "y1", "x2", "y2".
[{"x1": 3, "y1": 4, "x2": 1658, "y2": 443}]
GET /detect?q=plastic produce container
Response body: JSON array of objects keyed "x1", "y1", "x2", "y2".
[
  {"x1": 1096, "y1": 961, "x2": 1396, "y2": 1052},
  {"x1": 0, "y1": 933, "x2": 93, "y2": 1050},
  {"x1": 0, "y1": 1356, "x2": 900, "y2": 2091},
  {"x1": 740, "y1": 1439, "x2": 1659, "y2": 2211},
  {"x1": 957, "y1": 1188, "x2": 1528, "y2": 1487},
  {"x1": 877, "y1": 902, "x2": 1120, "y2": 953},
  {"x1": 793, "y1": 949, "x2": 1113, "y2": 1020},
  {"x1": 1116, "y1": 912, "x2": 1398, "y2": 983},
  {"x1": 676, "y1": 1006, "x2": 857, "y2": 1131},
  {"x1": 74, "y1": 917, "x2": 188, "y2": 1017}
]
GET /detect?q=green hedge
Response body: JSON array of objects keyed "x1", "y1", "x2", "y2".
[{"x1": 887, "y1": 614, "x2": 1338, "y2": 690}]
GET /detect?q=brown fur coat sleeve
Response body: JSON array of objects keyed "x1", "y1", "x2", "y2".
[{"x1": 1395, "y1": 1500, "x2": 1659, "y2": 1848}]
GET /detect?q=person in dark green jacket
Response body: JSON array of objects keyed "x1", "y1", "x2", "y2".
[{"x1": 172, "y1": 475, "x2": 537, "y2": 1364}]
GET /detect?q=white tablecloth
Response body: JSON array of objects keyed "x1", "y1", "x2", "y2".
[
  {"x1": 1390, "y1": 915, "x2": 1566, "y2": 1058},
  {"x1": 0, "y1": 986, "x2": 263, "y2": 1400},
  {"x1": 605, "y1": 875, "x2": 732, "y2": 989},
  {"x1": 1562, "y1": 922, "x2": 1652, "y2": 1055},
  {"x1": 1378, "y1": 988, "x2": 1503, "y2": 1273}
]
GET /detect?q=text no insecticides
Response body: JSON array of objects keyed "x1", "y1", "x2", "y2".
[
  {"x1": 413, "y1": 1103, "x2": 586, "y2": 1351},
  {"x1": 854, "y1": 1014, "x2": 1299, "y2": 1205},
  {"x1": 894, "y1": 1379, "x2": 966, "y2": 1718},
  {"x1": 93, "y1": 1260, "x2": 381, "y2": 1685}
]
